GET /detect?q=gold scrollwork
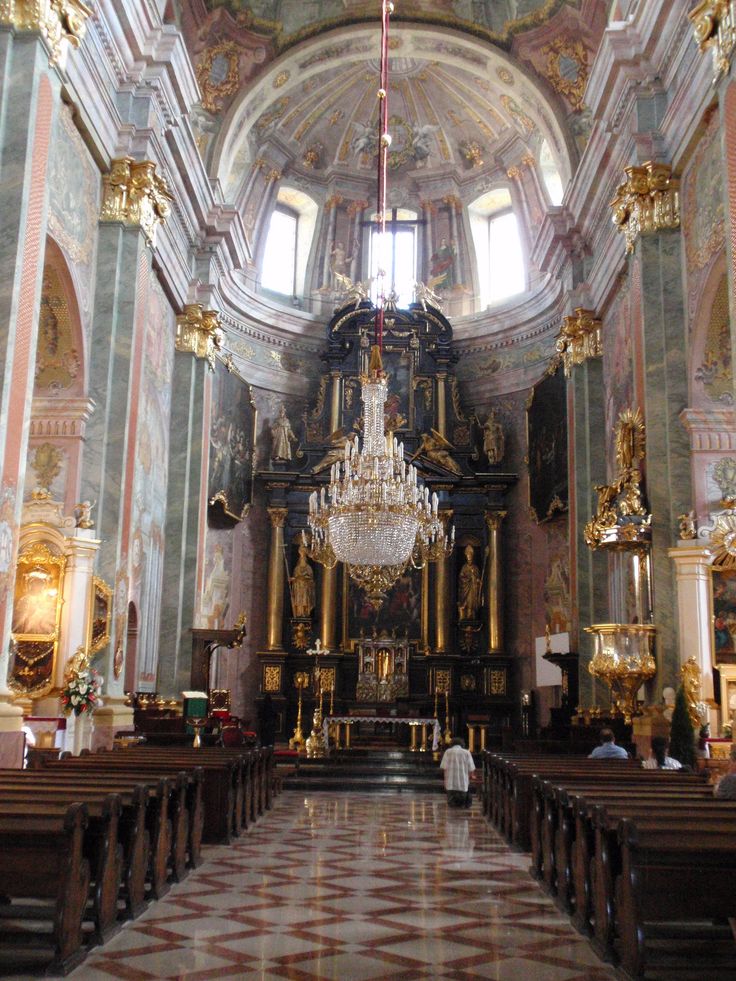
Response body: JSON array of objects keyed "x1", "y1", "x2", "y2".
[
  {"x1": 89, "y1": 576, "x2": 112, "y2": 656},
  {"x1": 434, "y1": 669, "x2": 451, "y2": 694},
  {"x1": 709, "y1": 508, "x2": 736, "y2": 568},
  {"x1": 555, "y1": 308, "x2": 602, "y2": 376},
  {"x1": 175, "y1": 304, "x2": 224, "y2": 372},
  {"x1": 263, "y1": 664, "x2": 282, "y2": 693},
  {"x1": 541, "y1": 37, "x2": 589, "y2": 111},
  {"x1": 100, "y1": 158, "x2": 173, "y2": 245},
  {"x1": 196, "y1": 41, "x2": 241, "y2": 113},
  {"x1": 689, "y1": 0, "x2": 736, "y2": 82},
  {"x1": 0, "y1": 0, "x2": 92, "y2": 65},
  {"x1": 488, "y1": 669, "x2": 507, "y2": 696},
  {"x1": 610, "y1": 161, "x2": 680, "y2": 254}
]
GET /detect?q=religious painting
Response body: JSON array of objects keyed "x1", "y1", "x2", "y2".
[
  {"x1": 9, "y1": 542, "x2": 66, "y2": 697},
  {"x1": 346, "y1": 565, "x2": 422, "y2": 643},
  {"x1": 340, "y1": 346, "x2": 414, "y2": 437},
  {"x1": 712, "y1": 567, "x2": 736, "y2": 661},
  {"x1": 526, "y1": 366, "x2": 568, "y2": 523},
  {"x1": 88, "y1": 577, "x2": 112, "y2": 654},
  {"x1": 208, "y1": 364, "x2": 257, "y2": 524}
]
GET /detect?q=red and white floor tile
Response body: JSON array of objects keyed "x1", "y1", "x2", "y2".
[{"x1": 68, "y1": 793, "x2": 617, "y2": 981}]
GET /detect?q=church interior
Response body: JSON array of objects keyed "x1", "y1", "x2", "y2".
[{"x1": 1, "y1": 0, "x2": 736, "y2": 977}]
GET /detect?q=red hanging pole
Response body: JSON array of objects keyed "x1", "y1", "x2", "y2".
[{"x1": 375, "y1": 0, "x2": 392, "y2": 354}]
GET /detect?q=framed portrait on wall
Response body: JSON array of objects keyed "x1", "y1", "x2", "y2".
[
  {"x1": 208, "y1": 362, "x2": 257, "y2": 525},
  {"x1": 712, "y1": 567, "x2": 736, "y2": 661},
  {"x1": 526, "y1": 364, "x2": 568, "y2": 523}
]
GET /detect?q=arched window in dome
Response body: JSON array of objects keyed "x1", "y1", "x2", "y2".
[
  {"x1": 368, "y1": 208, "x2": 418, "y2": 308},
  {"x1": 260, "y1": 188, "x2": 318, "y2": 298},
  {"x1": 539, "y1": 139, "x2": 564, "y2": 206},
  {"x1": 469, "y1": 189, "x2": 526, "y2": 308}
]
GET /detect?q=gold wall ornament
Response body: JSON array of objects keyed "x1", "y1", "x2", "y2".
[
  {"x1": 196, "y1": 41, "x2": 241, "y2": 113},
  {"x1": 689, "y1": 0, "x2": 736, "y2": 83},
  {"x1": 680, "y1": 656, "x2": 703, "y2": 727},
  {"x1": 610, "y1": 161, "x2": 680, "y2": 254},
  {"x1": 263, "y1": 664, "x2": 282, "y2": 693},
  {"x1": 540, "y1": 37, "x2": 589, "y2": 112},
  {"x1": 100, "y1": 158, "x2": 173, "y2": 245},
  {"x1": 488, "y1": 668, "x2": 507, "y2": 696},
  {"x1": 175, "y1": 304, "x2": 224, "y2": 371},
  {"x1": 0, "y1": 0, "x2": 92, "y2": 65},
  {"x1": 584, "y1": 408, "x2": 651, "y2": 550},
  {"x1": 88, "y1": 576, "x2": 112, "y2": 655},
  {"x1": 555, "y1": 308, "x2": 602, "y2": 376},
  {"x1": 708, "y1": 507, "x2": 736, "y2": 568}
]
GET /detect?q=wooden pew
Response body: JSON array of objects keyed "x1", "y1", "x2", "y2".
[
  {"x1": 0, "y1": 803, "x2": 90, "y2": 974},
  {"x1": 0, "y1": 795, "x2": 121, "y2": 946},
  {"x1": 0, "y1": 772, "x2": 150, "y2": 919},
  {"x1": 615, "y1": 819, "x2": 736, "y2": 979}
]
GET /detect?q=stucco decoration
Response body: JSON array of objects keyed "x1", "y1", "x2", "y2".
[
  {"x1": 34, "y1": 267, "x2": 81, "y2": 393},
  {"x1": 694, "y1": 274, "x2": 732, "y2": 404},
  {"x1": 683, "y1": 109, "x2": 726, "y2": 272}
]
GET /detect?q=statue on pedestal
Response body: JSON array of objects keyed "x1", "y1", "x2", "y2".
[
  {"x1": 271, "y1": 404, "x2": 297, "y2": 462},
  {"x1": 290, "y1": 544, "x2": 315, "y2": 618},
  {"x1": 482, "y1": 409, "x2": 505, "y2": 465},
  {"x1": 457, "y1": 544, "x2": 482, "y2": 621}
]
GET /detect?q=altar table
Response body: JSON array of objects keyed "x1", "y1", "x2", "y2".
[{"x1": 323, "y1": 715, "x2": 441, "y2": 751}]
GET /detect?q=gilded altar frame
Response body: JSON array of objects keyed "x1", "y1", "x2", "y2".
[
  {"x1": 88, "y1": 576, "x2": 112, "y2": 654},
  {"x1": 9, "y1": 541, "x2": 67, "y2": 698}
]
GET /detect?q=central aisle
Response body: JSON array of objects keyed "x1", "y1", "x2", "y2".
[{"x1": 71, "y1": 792, "x2": 616, "y2": 980}]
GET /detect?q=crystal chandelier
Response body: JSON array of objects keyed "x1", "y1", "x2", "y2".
[{"x1": 306, "y1": 1, "x2": 453, "y2": 607}]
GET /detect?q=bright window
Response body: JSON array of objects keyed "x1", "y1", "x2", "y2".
[
  {"x1": 369, "y1": 209, "x2": 417, "y2": 307},
  {"x1": 539, "y1": 139, "x2": 564, "y2": 205},
  {"x1": 261, "y1": 207, "x2": 297, "y2": 295},
  {"x1": 487, "y1": 211, "x2": 525, "y2": 303}
]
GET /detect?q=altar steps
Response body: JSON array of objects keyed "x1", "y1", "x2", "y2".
[{"x1": 281, "y1": 749, "x2": 447, "y2": 794}]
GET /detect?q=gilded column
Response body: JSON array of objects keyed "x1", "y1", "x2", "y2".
[
  {"x1": 436, "y1": 372, "x2": 447, "y2": 438},
  {"x1": 434, "y1": 511, "x2": 453, "y2": 652},
  {"x1": 485, "y1": 511, "x2": 506, "y2": 653},
  {"x1": 320, "y1": 566, "x2": 338, "y2": 650},
  {"x1": 329, "y1": 370, "x2": 342, "y2": 432},
  {"x1": 421, "y1": 563, "x2": 430, "y2": 650},
  {"x1": 266, "y1": 508, "x2": 288, "y2": 651}
]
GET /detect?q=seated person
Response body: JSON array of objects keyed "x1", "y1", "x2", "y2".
[
  {"x1": 714, "y1": 745, "x2": 736, "y2": 799},
  {"x1": 642, "y1": 735, "x2": 682, "y2": 769},
  {"x1": 440, "y1": 737, "x2": 476, "y2": 809},
  {"x1": 589, "y1": 727, "x2": 629, "y2": 759}
]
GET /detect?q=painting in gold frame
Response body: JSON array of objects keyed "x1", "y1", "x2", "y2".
[
  {"x1": 9, "y1": 541, "x2": 66, "y2": 697},
  {"x1": 89, "y1": 576, "x2": 112, "y2": 654}
]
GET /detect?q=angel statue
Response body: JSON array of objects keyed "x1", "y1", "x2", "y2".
[
  {"x1": 408, "y1": 123, "x2": 438, "y2": 163},
  {"x1": 351, "y1": 122, "x2": 378, "y2": 158},
  {"x1": 410, "y1": 429, "x2": 463, "y2": 475},
  {"x1": 414, "y1": 280, "x2": 443, "y2": 312},
  {"x1": 312, "y1": 429, "x2": 358, "y2": 473}
]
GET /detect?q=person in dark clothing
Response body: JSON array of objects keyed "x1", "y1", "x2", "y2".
[{"x1": 257, "y1": 694, "x2": 278, "y2": 747}]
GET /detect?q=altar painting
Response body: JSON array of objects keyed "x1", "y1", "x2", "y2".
[
  {"x1": 712, "y1": 567, "x2": 736, "y2": 659},
  {"x1": 347, "y1": 564, "x2": 422, "y2": 642},
  {"x1": 527, "y1": 366, "x2": 568, "y2": 523},
  {"x1": 342, "y1": 347, "x2": 413, "y2": 436},
  {"x1": 208, "y1": 365, "x2": 257, "y2": 523}
]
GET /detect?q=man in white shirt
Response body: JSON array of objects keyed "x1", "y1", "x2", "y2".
[{"x1": 440, "y1": 737, "x2": 476, "y2": 808}]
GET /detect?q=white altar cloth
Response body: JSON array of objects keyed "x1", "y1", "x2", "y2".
[{"x1": 323, "y1": 715, "x2": 441, "y2": 751}]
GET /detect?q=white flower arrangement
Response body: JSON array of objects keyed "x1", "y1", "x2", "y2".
[{"x1": 61, "y1": 668, "x2": 104, "y2": 717}]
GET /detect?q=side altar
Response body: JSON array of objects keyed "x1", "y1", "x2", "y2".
[{"x1": 256, "y1": 299, "x2": 517, "y2": 745}]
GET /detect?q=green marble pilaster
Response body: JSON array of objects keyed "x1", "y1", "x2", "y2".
[
  {"x1": 156, "y1": 352, "x2": 208, "y2": 697},
  {"x1": 570, "y1": 358, "x2": 609, "y2": 707},
  {"x1": 638, "y1": 231, "x2": 692, "y2": 695},
  {"x1": 81, "y1": 223, "x2": 151, "y2": 695},
  {"x1": 0, "y1": 33, "x2": 60, "y2": 698}
]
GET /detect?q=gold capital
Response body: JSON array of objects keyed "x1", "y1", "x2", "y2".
[
  {"x1": 555, "y1": 308, "x2": 602, "y2": 376},
  {"x1": 610, "y1": 161, "x2": 679, "y2": 254},
  {"x1": 267, "y1": 507, "x2": 288, "y2": 529},
  {"x1": 0, "y1": 0, "x2": 92, "y2": 65},
  {"x1": 100, "y1": 158, "x2": 173, "y2": 245},
  {"x1": 689, "y1": 0, "x2": 736, "y2": 83},
  {"x1": 485, "y1": 510, "x2": 507, "y2": 532},
  {"x1": 175, "y1": 304, "x2": 224, "y2": 371}
]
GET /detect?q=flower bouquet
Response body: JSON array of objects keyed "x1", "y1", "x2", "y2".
[{"x1": 61, "y1": 667, "x2": 103, "y2": 717}]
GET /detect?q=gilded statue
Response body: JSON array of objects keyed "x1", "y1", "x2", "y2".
[
  {"x1": 482, "y1": 409, "x2": 505, "y2": 465},
  {"x1": 271, "y1": 404, "x2": 297, "y2": 462},
  {"x1": 457, "y1": 544, "x2": 482, "y2": 620},
  {"x1": 290, "y1": 543, "x2": 315, "y2": 619},
  {"x1": 412, "y1": 429, "x2": 463, "y2": 475},
  {"x1": 678, "y1": 510, "x2": 697, "y2": 540},
  {"x1": 312, "y1": 429, "x2": 358, "y2": 473},
  {"x1": 681, "y1": 656, "x2": 702, "y2": 728}
]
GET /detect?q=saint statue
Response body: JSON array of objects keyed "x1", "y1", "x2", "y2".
[
  {"x1": 457, "y1": 544, "x2": 482, "y2": 621},
  {"x1": 482, "y1": 409, "x2": 505, "y2": 465},
  {"x1": 271, "y1": 404, "x2": 297, "y2": 462},
  {"x1": 290, "y1": 543, "x2": 315, "y2": 619}
]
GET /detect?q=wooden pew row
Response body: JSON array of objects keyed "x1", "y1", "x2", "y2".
[
  {"x1": 0, "y1": 772, "x2": 152, "y2": 914},
  {"x1": 49, "y1": 758, "x2": 195, "y2": 883},
  {"x1": 0, "y1": 803, "x2": 90, "y2": 975}
]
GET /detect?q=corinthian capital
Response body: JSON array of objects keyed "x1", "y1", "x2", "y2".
[
  {"x1": 0, "y1": 0, "x2": 92, "y2": 65},
  {"x1": 100, "y1": 158, "x2": 173, "y2": 245},
  {"x1": 175, "y1": 304, "x2": 224, "y2": 371}
]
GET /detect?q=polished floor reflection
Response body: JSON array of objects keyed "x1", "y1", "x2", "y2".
[{"x1": 68, "y1": 792, "x2": 617, "y2": 980}]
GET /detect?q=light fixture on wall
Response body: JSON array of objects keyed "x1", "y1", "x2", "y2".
[{"x1": 306, "y1": 1, "x2": 453, "y2": 607}]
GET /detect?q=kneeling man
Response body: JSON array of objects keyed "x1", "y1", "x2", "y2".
[{"x1": 440, "y1": 737, "x2": 476, "y2": 809}]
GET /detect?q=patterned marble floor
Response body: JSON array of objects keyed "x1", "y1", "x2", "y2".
[{"x1": 67, "y1": 792, "x2": 617, "y2": 981}]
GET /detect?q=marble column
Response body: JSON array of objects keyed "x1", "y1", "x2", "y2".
[
  {"x1": 485, "y1": 511, "x2": 506, "y2": 653},
  {"x1": 570, "y1": 358, "x2": 609, "y2": 706},
  {"x1": 0, "y1": 34, "x2": 61, "y2": 753},
  {"x1": 157, "y1": 351, "x2": 209, "y2": 696},
  {"x1": 668, "y1": 543, "x2": 715, "y2": 701},
  {"x1": 434, "y1": 511, "x2": 453, "y2": 653},
  {"x1": 267, "y1": 507, "x2": 288, "y2": 651},
  {"x1": 81, "y1": 221, "x2": 152, "y2": 701},
  {"x1": 637, "y1": 232, "x2": 693, "y2": 695}
]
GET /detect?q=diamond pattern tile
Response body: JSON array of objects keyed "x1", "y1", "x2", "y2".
[{"x1": 57, "y1": 792, "x2": 617, "y2": 981}]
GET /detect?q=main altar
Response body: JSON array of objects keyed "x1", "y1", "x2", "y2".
[{"x1": 256, "y1": 298, "x2": 517, "y2": 746}]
